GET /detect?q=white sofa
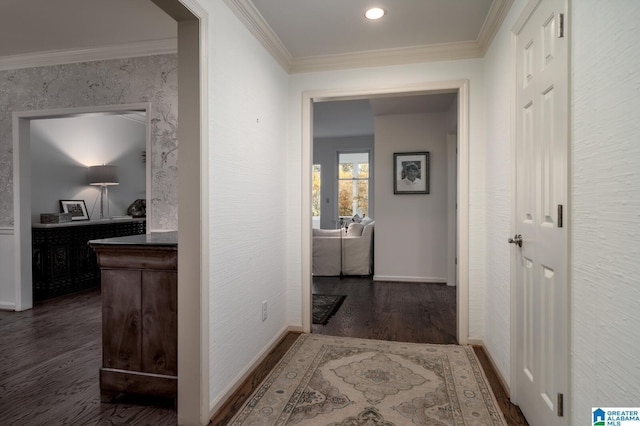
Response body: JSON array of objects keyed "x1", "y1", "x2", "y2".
[{"x1": 312, "y1": 221, "x2": 374, "y2": 276}]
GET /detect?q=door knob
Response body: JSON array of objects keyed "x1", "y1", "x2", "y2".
[{"x1": 508, "y1": 234, "x2": 523, "y2": 247}]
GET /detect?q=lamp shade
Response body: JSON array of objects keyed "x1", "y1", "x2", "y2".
[{"x1": 88, "y1": 165, "x2": 119, "y2": 186}]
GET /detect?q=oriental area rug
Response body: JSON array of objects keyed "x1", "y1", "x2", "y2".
[
  {"x1": 312, "y1": 294, "x2": 346, "y2": 325},
  {"x1": 228, "y1": 334, "x2": 507, "y2": 425}
]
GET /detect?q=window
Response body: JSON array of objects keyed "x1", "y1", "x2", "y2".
[
  {"x1": 312, "y1": 164, "x2": 321, "y2": 218},
  {"x1": 338, "y1": 152, "x2": 369, "y2": 217}
]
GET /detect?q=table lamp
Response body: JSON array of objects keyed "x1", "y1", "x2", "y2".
[{"x1": 88, "y1": 165, "x2": 119, "y2": 219}]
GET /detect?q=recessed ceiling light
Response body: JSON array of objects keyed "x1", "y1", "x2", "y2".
[{"x1": 365, "y1": 7, "x2": 385, "y2": 20}]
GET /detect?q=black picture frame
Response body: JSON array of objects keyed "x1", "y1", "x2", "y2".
[
  {"x1": 394, "y1": 152, "x2": 430, "y2": 194},
  {"x1": 60, "y1": 200, "x2": 90, "y2": 221}
]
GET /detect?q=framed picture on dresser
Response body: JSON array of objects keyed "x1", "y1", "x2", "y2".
[{"x1": 60, "y1": 200, "x2": 89, "y2": 221}]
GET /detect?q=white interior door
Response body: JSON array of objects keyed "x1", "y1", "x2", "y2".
[{"x1": 513, "y1": 1, "x2": 569, "y2": 425}]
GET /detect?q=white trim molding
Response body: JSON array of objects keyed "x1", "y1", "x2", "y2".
[
  {"x1": 0, "y1": 227, "x2": 16, "y2": 311},
  {"x1": 477, "y1": 0, "x2": 515, "y2": 55},
  {"x1": 373, "y1": 275, "x2": 448, "y2": 283},
  {"x1": 0, "y1": 39, "x2": 177, "y2": 71},
  {"x1": 222, "y1": 0, "x2": 292, "y2": 71},
  {"x1": 468, "y1": 338, "x2": 511, "y2": 397},
  {"x1": 301, "y1": 80, "x2": 470, "y2": 347},
  {"x1": 209, "y1": 325, "x2": 297, "y2": 415}
]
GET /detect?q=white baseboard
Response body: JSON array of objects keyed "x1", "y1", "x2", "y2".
[
  {"x1": 467, "y1": 338, "x2": 510, "y2": 397},
  {"x1": 0, "y1": 302, "x2": 15, "y2": 311},
  {"x1": 208, "y1": 325, "x2": 301, "y2": 417},
  {"x1": 373, "y1": 275, "x2": 447, "y2": 283}
]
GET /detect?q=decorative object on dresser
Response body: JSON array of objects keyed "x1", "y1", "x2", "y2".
[
  {"x1": 88, "y1": 164, "x2": 119, "y2": 219},
  {"x1": 60, "y1": 200, "x2": 90, "y2": 221},
  {"x1": 31, "y1": 219, "x2": 146, "y2": 301},
  {"x1": 89, "y1": 232, "x2": 178, "y2": 403},
  {"x1": 40, "y1": 212, "x2": 73, "y2": 224},
  {"x1": 127, "y1": 198, "x2": 147, "y2": 218}
]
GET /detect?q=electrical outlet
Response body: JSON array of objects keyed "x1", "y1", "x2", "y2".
[{"x1": 262, "y1": 300, "x2": 268, "y2": 321}]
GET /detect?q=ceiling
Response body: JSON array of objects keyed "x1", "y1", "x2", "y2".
[
  {"x1": 0, "y1": 0, "x2": 177, "y2": 58},
  {"x1": 249, "y1": 0, "x2": 493, "y2": 58},
  {"x1": 1, "y1": 0, "x2": 503, "y2": 137},
  {"x1": 313, "y1": 93, "x2": 457, "y2": 139},
  {"x1": 0, "y1": 0, "x2": 512, "y2": 72}
]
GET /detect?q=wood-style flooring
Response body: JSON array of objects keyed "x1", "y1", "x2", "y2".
[
  {"x1": 0, "y1": 288, "x2": 176, "y2": 425},
  {"x1": 312, "y1": 276, "x2": 458, "y2": 343},
  {"x1": 1, "y1": 278, "x2": 527, "y2": 425}
]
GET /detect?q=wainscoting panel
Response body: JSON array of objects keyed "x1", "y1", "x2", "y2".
[{"x1": 0, "y1": 228, "x2": 15, "y2": 310}]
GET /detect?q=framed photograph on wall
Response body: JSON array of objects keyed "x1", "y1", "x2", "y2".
[
  {"x1": 60, "y1": 200, "x2": 89, "y2": 221},
  {"x1": 394, "y1": 152, "x2": 429, "y2": 194}
]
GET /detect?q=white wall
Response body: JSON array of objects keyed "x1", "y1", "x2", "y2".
[
  {"x1": 207, "y1": 0, "x2": 290, "y2": 412},
  {"x1": 313, "y1": 135, "x2": 374, "y2": 229},
  {"x1": 480, "y1": 0, "x2": 526, "y2": 390},
  {"x1": 571, "y1": 1, "x2": 640, "y2": 423},
  {"x1": 30, "y1": 115, "x2": 146, "y2": 221},
  {"x1": 373, "y1": 113, "x2": 449, "y2": 282},
  {"x1": 288, "y1": 60, "x2": 486, "y2": 337}
]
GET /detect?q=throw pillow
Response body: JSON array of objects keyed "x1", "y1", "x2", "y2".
[
  {"x1": 346, "y1": 223, "x2": 364, "y2": 236},
  {"x1": 361, "y1": 216, "x2": 374, "y2": 226}
]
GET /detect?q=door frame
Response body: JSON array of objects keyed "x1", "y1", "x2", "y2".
[
  {"x1": 301, "y1": 79, "x2": 470, "y2": 344},
  {"x1": 12, "y1": 103, "x2": 152, "y2": 312}
]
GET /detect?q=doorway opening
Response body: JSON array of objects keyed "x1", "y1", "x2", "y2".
[
  {"x1": 302, "y1": 80, "x2": 470, "y2": 345},
  {"x1": 13, "y1": 104, "x2": 152, "y2": 311}
]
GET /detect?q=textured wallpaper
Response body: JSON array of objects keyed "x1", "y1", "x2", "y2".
[{"x1": 0, "y1": 54, "x2": 178, "y2": 229}]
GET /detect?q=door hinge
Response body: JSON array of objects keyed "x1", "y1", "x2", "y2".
[
  {"x1": 558, "y1": 204, "x2": 563, "y2": 228},
  {"x1": 558, "y1": 13, "x2": 565, "y2": 38},
  {"x1": 557, "y1": 393, "x2": 564, "y2": 416}
]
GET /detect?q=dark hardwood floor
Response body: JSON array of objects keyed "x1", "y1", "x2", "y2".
[
  {"x1": 312, "y1": 276, "x2": 457, "y2": 343},
  {"x1": 0, "y1": 288, "x2": 176, "y2": 426},
  {"x1": 1, "y1": 278, "x2": 527, "y2": 425}
]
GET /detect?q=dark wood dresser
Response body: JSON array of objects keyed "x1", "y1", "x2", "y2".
[
  {"x1": 32, "y1": 219, "x2": 146, "y2": 301},
  {"x1": 89, "y1": 232, "x2": 178, "y2": 403}
]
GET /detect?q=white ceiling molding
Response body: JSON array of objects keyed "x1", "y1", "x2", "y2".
[
  {"x1": 222, "y1": 0, "x2": 292, "y2": 72},
  {"x1": 225, "y1": 0, "x2": 513, "y2": 74},
  {"x1": 0, "y1": 39, "x2": 177, "y2": 72},
  {"x1": 476, "y1": 0, "x2": 515, "y2": 55},
  {"x1": 290, "y1": 41, "x2": 483, "y2": 74}
]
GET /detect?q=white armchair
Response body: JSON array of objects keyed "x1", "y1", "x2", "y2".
[{"x1": 312, "y1": 222, "x2": 374, "y2": 276}]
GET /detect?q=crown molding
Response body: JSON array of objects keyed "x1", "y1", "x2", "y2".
[
  {"x1": 222, "y1": 0, "x2": 292, "y2": 71},
  {"x1": 477, "y1": 0, "x2": 515, "y2": 54},
  {"x1": 290, "y1": 41, "x2": 483, "y2": 74},
  {"x1": 0, "y1": 39, "x2": 177, "y2": 71}
]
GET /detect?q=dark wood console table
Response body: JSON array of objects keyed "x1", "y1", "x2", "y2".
[
  {"x1": 32, "y1": 219, "x2": 146, "y2": 301},
  {"x1": 89, "y1": 232, "x2": 177, "y2": 403}
]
